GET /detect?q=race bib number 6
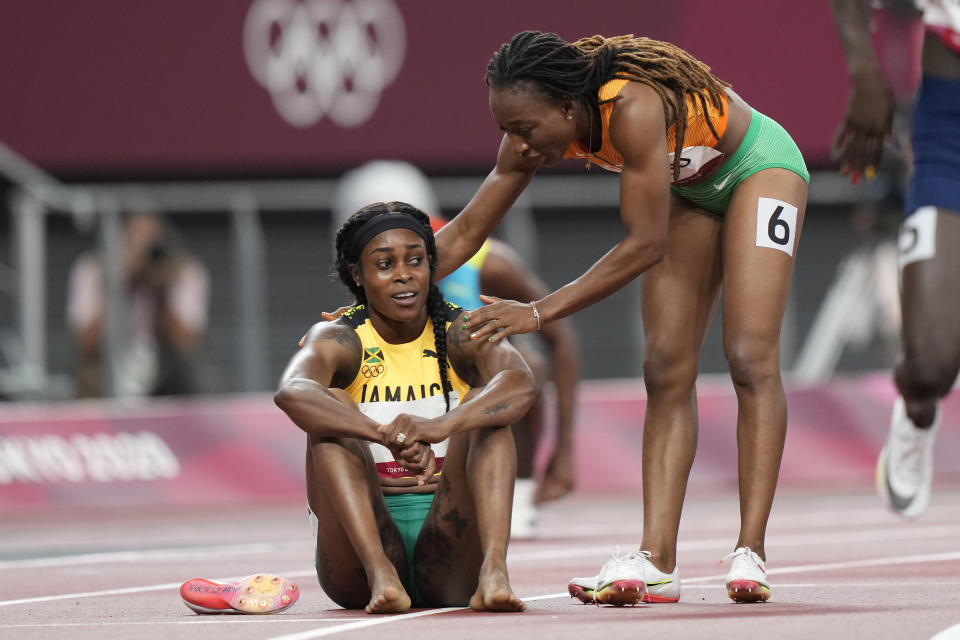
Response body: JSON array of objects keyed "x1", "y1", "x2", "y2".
[{"x1": 755, "y1": 197, "x2": 798, "y2": 256}]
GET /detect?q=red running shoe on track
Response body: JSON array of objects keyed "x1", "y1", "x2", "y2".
[{"x1": 180, "y1": 574, "x2": 299, "y2": 614}]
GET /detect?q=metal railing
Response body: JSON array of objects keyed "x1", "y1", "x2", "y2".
[{"x1": 1, "y1": 137, "x2": 884, "y2": 399}]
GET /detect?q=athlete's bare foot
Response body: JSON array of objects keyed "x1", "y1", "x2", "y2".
[
  {"x1": 365, "y1": 572, "x2": 411, "y2": 614},
  {"x1": 469, "y1": 566, "x2": 525, "y2": 612}
]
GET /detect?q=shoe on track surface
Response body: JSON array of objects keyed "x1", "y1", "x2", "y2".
[
  {"x1": 722, "y1": 547, "x2": 770, "y2": 603},
  {"x1": 568, "y1": 549, "x2": 680, "y2": 605},
  {"x1": 511, "y1": 478, "x2": 540, "y2": 540},
  {"x1": 180, "y1": 574, "x2": 299, "y2": 614},
  {"x1": 877, "y1": 397, "x2": 940, "y2": 518}
]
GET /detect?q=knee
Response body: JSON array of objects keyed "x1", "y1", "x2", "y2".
[
  {"x1": 468, "y1": 424, "x2": 513, "y2": 449},
  {"x1": 642, "y1": 343, "x2": 698, "y2": 395},
  {"x1": 309, "y1": 434, "x2": 365, "y2": 458},
  {"x1": 314, "y1": 566, "x2": 370, "y2": 610},
  {"x1": 896, "y1": 357, "x2": 958, "y2": 401},
  {"x1": 724, "y1": 338, "x2": 779, "y2": 391}
]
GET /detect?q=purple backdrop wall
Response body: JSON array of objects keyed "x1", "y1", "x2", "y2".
[{"x1": 0, "y1": 1, "x2": 849, "y2": 175}]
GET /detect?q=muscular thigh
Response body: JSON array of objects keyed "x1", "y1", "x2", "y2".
[
  {"x1": 899, "y1": 207, "x2": 960, "y2": 367},
  {"x1": 640, "y1": 194, "x2": 723, "y2": 373},
  {"x1": 720, "y1": 168, "x2": 808, "y2": 353}
]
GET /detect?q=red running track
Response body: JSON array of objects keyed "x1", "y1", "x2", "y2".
[{"x1": 2, "y1": 483, "x2": 959, "y2": 640}]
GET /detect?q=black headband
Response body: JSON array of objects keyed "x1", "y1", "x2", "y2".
[{"x1": 347, "y1": 212, "x2": 431, "y2": 261}]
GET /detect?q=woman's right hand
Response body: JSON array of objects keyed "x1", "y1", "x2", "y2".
[
  {"x1": 832, "y1": 71, "x2": 893, "y2": 182},
  {"x1": 388, "y1": 440, "x2": 436, "y2": 486},
  {"x1": 321, "y1": 305, "x2": 352, "y2": 322},
  {"x1": 298, "y1": 305, "x2": 353, "y2": 346}
]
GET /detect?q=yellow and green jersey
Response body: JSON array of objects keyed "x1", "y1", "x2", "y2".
[{"x1": 340, "y1": 304, "x2": 471, "y2": 480}]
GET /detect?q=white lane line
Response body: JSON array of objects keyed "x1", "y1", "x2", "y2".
[
  {"x1": 0, "y1": 542, "x2": 306, "y2": 570},
  {"x1": 3, "y1": 540, "x2": 959, "y2": 610},
  {"x1": 265, "y1": 594, "x2": 576, "y2": 640},
  {"x1": 931, "y1": 623, "x2": 960, "y2": 640},
  {"x1": 3, "y1": 520, "x2": 956, "y2": 574},
  {"x1": 0, "y1": 570, "x2": 316, "y2": 607},
  {"x1": 508, "y1": 523, "x2": 960, "y2": 563},
  {"x1": 538, "y1": 505, "x2": 958, "y2": 537},
  {"x1": 265, "y1": 607, "x2": 462, "y2": 640},
  {"x1": 0, "y1": 618, "x2": 365, "y2": 629},
  {"x1": 8, "y1": 581, "x2": 960, "y2": 632},
  {"x1": 262, "y1": 551, "x2": 960, "y2": 639},
  {"x1": 682, "y1": 550, "x2": 960, "y2": 584}
]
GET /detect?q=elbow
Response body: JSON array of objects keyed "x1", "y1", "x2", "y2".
[
  {"x1": 501, "y1": 369, "x2": 540, "y2": 416},
  {"x1": 521, "y1": 369, "x2": 542, "y2": 409},
  {"x1": 625, "y1": 235, "x2": 666, "y2": 276},
  {"x1": 274, "y1": 381, "x2": 304, "y2": 415},
  {"x1": 273, "y1": 387, "x2": 293, "y2": 413}
]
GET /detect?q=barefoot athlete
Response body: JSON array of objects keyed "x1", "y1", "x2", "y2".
[
  {"x1": 429, "y1": 31, "x2": 809, "y2": 604},
  {"x1": 332, "y1": 160, "x2": 582, "y2": 539},
  {"x1": 275, "y1": 202, "x2": 538, "y2": 613}
]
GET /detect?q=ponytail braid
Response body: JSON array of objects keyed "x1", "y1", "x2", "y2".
[{"x1": 426, "y1": 284, "x2": 453, "y2": 413}]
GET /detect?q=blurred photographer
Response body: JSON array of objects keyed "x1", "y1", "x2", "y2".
[{"x1": 67, "y1": 211, "x2": 210, "y2": 398}]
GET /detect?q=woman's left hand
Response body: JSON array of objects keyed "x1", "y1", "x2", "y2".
[
  {"x1": 378, "y1": 413, "x2": 447, "y2": 447},
  {"x1": 461, "y1": 295, "x2": 538, "y2": 344}
]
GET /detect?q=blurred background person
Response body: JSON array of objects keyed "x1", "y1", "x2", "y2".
[
  {"x1": 333, "y1": 160, "x2": 581, "y2": 538},
  {"x1": 66, "y1": 210, "x2": 210, "y2": 398},
  {"x1": 831, "y1": 0, "x2": 960, "y2": 517}
]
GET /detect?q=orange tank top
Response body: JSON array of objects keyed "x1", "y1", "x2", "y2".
[{"x1": 563, "y1": 78, "x2": 729, "y2": 185}]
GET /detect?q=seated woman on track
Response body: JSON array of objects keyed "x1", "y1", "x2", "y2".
[{"x1": 274, "y1": 201, "x2": 538, "y2": 613}]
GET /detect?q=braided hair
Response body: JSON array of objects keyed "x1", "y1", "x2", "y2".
[
  {"x1": 334, "y1": 202, "x2": 454, "y2": 412},
  {"x1": 485, "y1": 30, "x2": 731, "y2": 181}
]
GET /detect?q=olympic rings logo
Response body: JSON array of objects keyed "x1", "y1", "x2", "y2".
[
  {"x1": 361, "y1": 364, "x2": 384, "y2": 378},
  {"x1": 243, "y1": 0, "x2": 406, "y2": 129}
]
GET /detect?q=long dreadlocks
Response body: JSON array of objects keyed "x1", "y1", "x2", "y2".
[
  {"x1": 485, "y1": 30, "x2": 731, "y2": 180},
  {"x1": 334, "y1": 202, "x2": 454, "y2": 412}
]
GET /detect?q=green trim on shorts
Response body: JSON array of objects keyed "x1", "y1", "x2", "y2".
[
  {"x1": 670, "y1": 108, "x2": 810, "y2": 215},
  {"x1": 384, "y1": 492, "x2": 434, "y2": 605}
]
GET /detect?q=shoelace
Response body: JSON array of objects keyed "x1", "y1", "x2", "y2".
[
  {"x1": 610, "y1": 547, "x2": 649, "y2": 562},
  {"x1": 718, "y1": 546, "x2": 764, "y2": 572},
  {"x1": 893, "y1": 430, "x2": 928, "y2": 480}
]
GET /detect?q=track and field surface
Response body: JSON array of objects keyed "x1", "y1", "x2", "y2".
[{"x1": 2, "y1": 483, "x2": 959, "y2": 640}]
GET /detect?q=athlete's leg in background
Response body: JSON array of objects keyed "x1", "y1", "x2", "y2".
[
  {"x1": 895, "y1": 208, "x2": 960, "y2": 424},
  {"x1": 510, "y1": 339, "x2": 546, "y2": 538}
]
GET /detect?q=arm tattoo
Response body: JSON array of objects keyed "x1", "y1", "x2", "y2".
[
  {"x1": 449, "y1": 324, "x2": 469, "y2": 355},
  {"x1": 484, "y1": 400, "x2": 511, "y2": 417}
]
